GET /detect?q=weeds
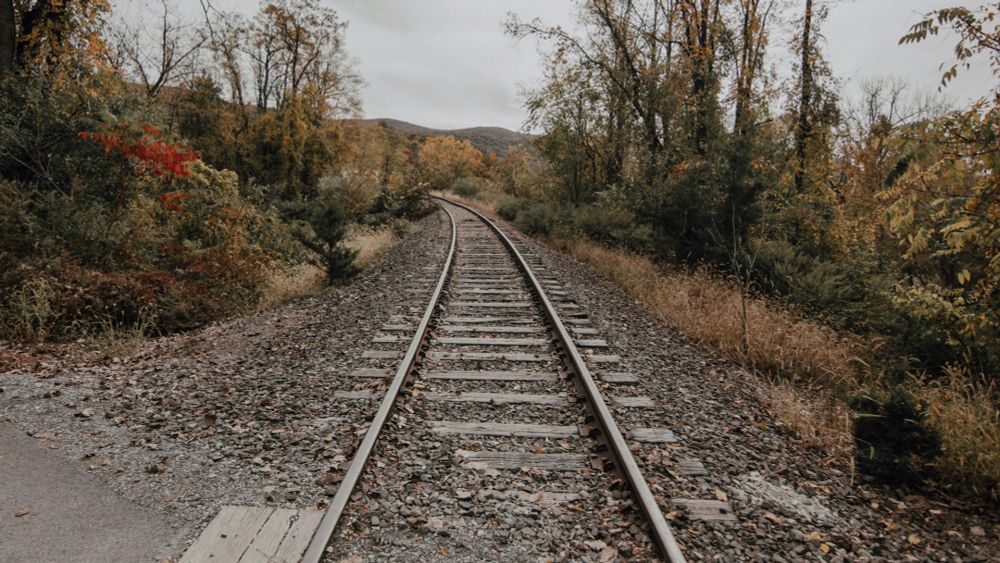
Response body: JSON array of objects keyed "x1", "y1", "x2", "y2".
[
  {"x1": 92, "y1": 307, "x2": 156, "y2": 358},
  {"x1": 915, "y1": 369, "x2": 1000, "y2": 500}
]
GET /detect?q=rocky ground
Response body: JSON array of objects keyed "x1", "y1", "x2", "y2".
[{"x1": 1, "y1": 202, "x2": 998, "y2": 562}]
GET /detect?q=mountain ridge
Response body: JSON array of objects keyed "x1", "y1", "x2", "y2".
[{"x1": 349, "y1": 118, "x2": 535, "y2": 156}]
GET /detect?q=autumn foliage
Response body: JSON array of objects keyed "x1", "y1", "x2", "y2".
[{"x1": 78, "y1": 125, "x2": 199, "y2": 177}]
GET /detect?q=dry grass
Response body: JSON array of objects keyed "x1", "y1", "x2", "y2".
[
  {"x1": 344, "y1": 223, "x2": 406, "y2": 269},
  {"x1": 563, "y1": 239, "x2": 869, "y2": 462},
  {"x1": 258, "y1": 264, "x2": 327, "y2": 309},
  {"x1": 566, "y1": 240, "x2": 868, "y2": 387},
  {"x1": 436, "y1": 190, "x2": 497, "y2": 215},
  {"x1": 761, "y1": 379, "x2": 855, "y2": 462},
  {"x1": 92, "y1": 308, "x2": 156, "y2": 358},
  {"x1": 914, "y1": 369, "x2": 1000, "y2": 500}
]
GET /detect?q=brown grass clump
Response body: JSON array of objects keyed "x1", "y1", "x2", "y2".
[
  {"x1": 344, "y1": 224, "x2": 402, "y2": 269},
  {"x1": 258, "y1": 264, "x2": 326, "y2": 309},
  {"x1": 761, "y1": 379, "x2": 854, "y2": 462},
  {"x1": 914, "y1": 369, "x2": 1000, "y2": 500}
]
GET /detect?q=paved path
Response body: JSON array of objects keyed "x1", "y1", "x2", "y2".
[{"x1": 0, "y1": 423, "x2": 183, "y2": 562}]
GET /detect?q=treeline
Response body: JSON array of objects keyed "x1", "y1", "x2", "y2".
[
  {"x1": 454, "y1": 1, "x2": 998, "y2": 496},
  {"x1": 0, "y1": 0, "x2": 489, "y2": 344}
]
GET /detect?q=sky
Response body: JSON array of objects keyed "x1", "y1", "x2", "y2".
[{"x1": 160, "y1": 0, "x2": 995, "y2": 131}]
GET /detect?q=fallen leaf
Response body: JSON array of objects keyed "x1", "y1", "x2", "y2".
[
  {"x1": 908, "y1": 534, "x2": 921, "y2": 545},
  {"x1": 584, "y1": 539, "x2": 607, "y2": 551},
  {"x1": 970, "y1": 526, "x2": 985, "y2": 537},
  {"x1": 599, "y1": 546, "x2": 617, "y2": 562},
  {"x1": 14, "y1": 508, "x2": 30, "y2": 517},
  {"x1": 763, "y1": 512, "x2": 782, "y2": 525},
  {"x1": 807, "y1": 531, "x2": 822, "y2": 542},
  {"x1": 714, "y1": 489, "x2": 728, "y2": 502},
  {"x1": 819, "y1": 543, "x2": 830, "y2": 554}
]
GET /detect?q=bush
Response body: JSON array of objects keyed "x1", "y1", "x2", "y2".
[
  {"x1": 513, "y1": 201, "x2": 564, "y2": 237},
  {"x1": 572, "y1": 204, "x2": 653, "y2": 252},
  {"x1": 850, "y1": 389, "x2": 941, "y2": 486},
  {"x1": 451, "y1": 176, "x2": 486, "y2": 199}
]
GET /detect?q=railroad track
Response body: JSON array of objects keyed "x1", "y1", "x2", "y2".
[{"x1": 303, "y1": 197, "x2": 685, "y2": 562}]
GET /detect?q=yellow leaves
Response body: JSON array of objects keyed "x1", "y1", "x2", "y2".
[
  {"x1": 908, "y1": 533, "x2": 922, "y2": 545},
  {"x1": 957, "y1": 269, "x2": 972, "y2": 285},
  {"x1": 819, "y1": 543, "x2": 830, "y2": 554},
  {"x1": 714, "y1": 489, "x2": 728, "y2": 502}
]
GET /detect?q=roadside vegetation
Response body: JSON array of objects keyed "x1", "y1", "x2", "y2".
[
  {"x1": 445, "y1": 2, "x2": 1000, "y2": 501},
  {"x1": 0, "y1": 1, "x2": 489, "y2": 348}
]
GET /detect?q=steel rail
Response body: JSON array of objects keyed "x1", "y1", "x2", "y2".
[
  {"x1": 301, "y1": 204, "x2": 458, "y2": 563},
  {"x1": 436, "y1": 196, "x2": 686, "y2": 562}
]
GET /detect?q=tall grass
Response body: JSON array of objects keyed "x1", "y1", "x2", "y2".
[
  {"x1": 344, "y1": 223, "x2": 405, "y2": 269},
  {"x1": 916, "y1": 369, "x2": 1000, "y2": 499}
]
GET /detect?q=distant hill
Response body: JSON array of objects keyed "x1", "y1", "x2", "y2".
[{"x1": 350, "y1": 118, "x2": 535, "y2": 156}]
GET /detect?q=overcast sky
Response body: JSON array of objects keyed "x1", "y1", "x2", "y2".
[{"x1": 162, "y1": 0, "x2": 994, "y2": 131}]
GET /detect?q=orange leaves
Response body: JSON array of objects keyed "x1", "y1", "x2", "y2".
[{"x1": 78, "y1": 123, "x2": 198, "y2": 178}]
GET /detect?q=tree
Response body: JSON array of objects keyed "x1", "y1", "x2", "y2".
[
  {"x1": 107, "y1": 0, "x2": 205, "y2": 97},
  {"x1": 883, "y1": 3, "x2": 1000, "y2": 372},
  {"x1": 0, "y1": 0, "x2": 14, "y2": 77},
  {"x1": 8, "y1": 0, "x2": 109, "y2": 75},
  {"x1": 416, "y1": 136, "x2": 484, "y2": 191}
]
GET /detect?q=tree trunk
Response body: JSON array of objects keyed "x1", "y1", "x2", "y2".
[
  {"x1": 794, "y1": 0, "x2": 814, "y2": 193},
  {"x1": 0, "y1": 0, "x2": 14, "y2": 76}
]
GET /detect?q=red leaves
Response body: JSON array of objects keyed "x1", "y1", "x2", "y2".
[
  {"x1": 159, "y1": 192, "x2": 189, "y2": 212},
  {"x1": 78, "y1": 123, "x2": 199, "y2": 178}
]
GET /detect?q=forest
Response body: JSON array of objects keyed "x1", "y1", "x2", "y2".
[{"x1": 1, "y1": 0, "x2": 998, "y2": 503}]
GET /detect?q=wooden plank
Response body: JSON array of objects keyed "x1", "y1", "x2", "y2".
[
  {"x1": 347, "y1": 368, "x2": 392, "y2": 378},
  {"x1": 589, "y1": 354, "x2": 620, "y2": 363},
  {"x1": 569, "y1": 327, "x2": 599, "y2": 335},
  {"x1": 575, "y1": 339, "x2": 608, "y2": 348},
  {"x1": 424, "y1": 370, "x2": 559, "y2": 382},
  {"x1": 462, "y1": 451, "x2": 588, "y2": 471},
  {"x1": 449, "y1": 301, "x2": 531, "y2": 308},
  {"x1": 628, "y1": 428, "x2": 678, "y2": 443},
  {"x1": 272, "y1": 510, "x2": 324, "y2": 562},
  {"x1": 362, "y1": 350, "x2": 402, "y2": 359},
  {"x1": 672, "y1": 499, "x2": 736, "y2": 522},
  {"x1": 423, "y1": 392, "x2": 566, "y2": 405},
  {"x1": 372, "y1": 335, "x2": 404, "y2": 343},
  {"x1": 428, "y1": 351, "x2": 549, "y2": 362},
  {"x1": 180, "y1": 506, "x2": 272, "y2": 563},
  {"x1": 240, "y1": 507, "x2": 297, "y2": 563},
  {"x1": 334, "y1": 390, "x2": 380, "y2": 400},
  {"x1": 433, "y1": 337, "x2": 547, "y2": 346},
  {"x1": 455, "y1": 289, "x2": 521, "y2": 294},
  {"x1": 440, "y1": 325, "x2": 544, "y2": 334},
  {"x1": 381, "y1": 324, "x2": 412, "y2": 331},
  {"x1": 678, "y1": 459, "x2": 708, "y2": 476},
  {"x1": 442, "y1": 316, "x2": 534, "y2": 324},
  {"x1": 613, "y1": 396, "x2": 655, "y2": 408},
  {"x1": 600, "y1": 372, "x2": 640, "y2": 384},
  {"x1": 429, "y1": 421, "x2": 577, "y2": 438}
]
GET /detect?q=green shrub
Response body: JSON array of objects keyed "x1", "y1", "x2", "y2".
[
  {"x1": 850, "y1": 389, "x2": 942, "y2": 486},
  {"x1": 451, "y1": 176, "x2": 485, "y2": 199},
  {"x1": 572, "y1": 204, "x2": 653, "y2": 252},
  {"x1": 513, "y1": 201, "x2": 564, "y2": 237}
]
